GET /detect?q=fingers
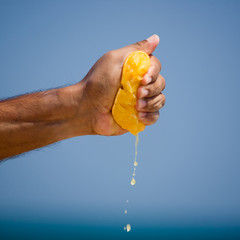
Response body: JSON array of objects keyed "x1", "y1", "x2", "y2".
[
  {"x1": 136, "y1": 53, "x2": 165, "y2": 125},
  {"x1": 141, "y1": 55, "x2": 161, "y2": 85},
  {"x1": 137, "y1": 93, "x2": 165, "y2": 112},
  {"x1": 136, "y1": 89, "x2": 165, "y2": 125},
  {"x1": 138, "y1": 74, "x2": 165, "y2": 98},
  {"x1": 138, "y1": 54, "x2": 165, "y2": 100}
]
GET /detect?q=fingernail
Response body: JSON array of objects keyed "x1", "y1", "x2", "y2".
[
  {"x1": 138, "y1": 99, "x2": 147, "y2": 109},
  {"x1": 145, "y1": 77, "x2": 152, "y2": 84},
  {"x1": 140, "y1": 88, "x2": 148, "y2": 98},
  {"x1": 139, "y1": 112, "x2": 147, "y2": 119},
  {"x1": 147, "y1": 34, "x2": 158, "y2": 43}
]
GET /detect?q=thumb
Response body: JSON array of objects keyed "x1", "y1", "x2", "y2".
[{"x1": 131, "y1": 34, "x2": 160, "y2": 55}]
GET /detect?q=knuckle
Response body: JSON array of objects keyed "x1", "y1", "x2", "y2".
[
  {"x1": 150, "y1": 64, "x2": 156, "y2": 74},
  {"x1": 147, "y1": 82, "x2": 161, "y2": 97},
  {"x1": 135, "y1": 39, "x2": 147, "y2": 49},
  {"x1": 151, "y1": 56, "x2": 161, "y2": 72},
  {"x1": 149, "y1": 87, "x2": 158, "y2": 97},
  {"x1": 162, "y1": 93, "x2": 166, "y2": 101},
  {"x1": 143, "y1": 111, "x2": 159, "y2": 125},
  {"x1": 145, "y1": 97, "x2": 154, "y2": 107},
  {"x1": 154, "y1": 102, "x2": 161, "y2": 111},
  {"x1": 150, "y1": 111, "x2": 160, "y2": 123},
  {"x1": 104, "y1": 50, "x2": 115, "y2": 60},
  {"x1": 145, "y1": 96, "x2": 159, "y2": 111},
  {"x1": 154, "y1": 100, "x2": 162, "y2": 111},
  {"x1": 152, "y1": 55, "x2": 160, "y2": 64},
  {"x1": 149, "y1": 56, "x2": 162, "y2": 75},
  {"x1": 159, "y1": 60, "x2": 162, "y2": 72},
  {"x1": 146, "y1": 93, "x2": 166, "y2": 111},
  {"x1": 162, "y1": 76, "x2": 166, "y2": 91},
  {"x1": 155, "y1": 58, "x2": 161, "y2": 70},
  {"x1": 156, "y1": 101, "x2": 162, "y2": 110}
]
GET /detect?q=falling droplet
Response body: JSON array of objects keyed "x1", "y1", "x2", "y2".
[
  {"x1": 124, "y1": 224, "x2": 131, "y2": 232},
  {"x1": 124, "y1": 210, "x2": 127, "y2": 214},
  {"x1": 131, "y1": 177, "x2": 136, "y2": 186},
  {"x1": 134, "y1": 161, "x2": 138, "y2": 167},
  {"x1": 126, "y1": 200, "x2": 129, "y2": 203}
]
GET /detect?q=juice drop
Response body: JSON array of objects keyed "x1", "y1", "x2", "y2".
[
  {"x1": 124, "y1": 210, "x2": 127, "y2": 214},
  {"x1": 131, "y1": 177, "x2": 136, "y2": 186},
  {"x1": 124, "y1": 224, "x2": 131, "y2": 232}
]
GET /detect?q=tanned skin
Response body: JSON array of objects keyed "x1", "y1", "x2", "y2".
[{"x1": 0, "y1": 35, "x2": 165, "y2": 160}]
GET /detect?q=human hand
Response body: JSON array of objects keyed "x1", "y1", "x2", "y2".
[{"x1": 73, "y1": 34, "x2": 165, "y2": 136}]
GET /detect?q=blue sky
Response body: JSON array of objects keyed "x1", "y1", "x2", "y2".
[{"x1": 0, "y1": 0, "x2": 240, "y2": 238}]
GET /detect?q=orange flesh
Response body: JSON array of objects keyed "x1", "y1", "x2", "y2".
[{"x1": 112, "y1": 51, "x2": 151, "y2": 135}]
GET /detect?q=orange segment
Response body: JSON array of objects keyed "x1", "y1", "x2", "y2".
[{"x1": 112, "y1": 51, "x2": 151, "y2": 135}]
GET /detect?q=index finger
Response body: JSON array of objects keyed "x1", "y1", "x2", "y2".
[{"x1": 141, "y1": 55, "x2": 161, "y2": 86}]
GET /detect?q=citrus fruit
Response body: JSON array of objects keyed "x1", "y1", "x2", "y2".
[{"x1": 112, "y1": 51, "x2": 151, "y2": 135}]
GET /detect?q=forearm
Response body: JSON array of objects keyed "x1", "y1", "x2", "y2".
[{"x1": 0, "y1": 82, "x2": 93, "y2": 160}]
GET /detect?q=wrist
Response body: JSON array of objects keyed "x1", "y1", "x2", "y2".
[{"x1": 57, "y1": 81, "x2": 95, "y2": 138}]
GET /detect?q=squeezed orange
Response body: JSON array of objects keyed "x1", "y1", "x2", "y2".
[{"x1": 112, "y1": 51, "x2": 151, "y2": 135}]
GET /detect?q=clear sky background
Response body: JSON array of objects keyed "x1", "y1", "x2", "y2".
[{"x1": 0, "y1": 0, "x2": 240, "y2": 239}]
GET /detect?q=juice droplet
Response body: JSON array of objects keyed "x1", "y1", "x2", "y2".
[
  {"x1": 132, "y1": 173, "x2": 136, "y2": 177},
  {"x1": 126, "y1": 200, "x2": 129, "y2": 203},
  {"x1": 131, "y1": 177, "x2": 136, "y2": 186},
  {"x1": 125, "y1": 224, "x2": 131, "y2": 232},
  {"x1": 124, "y1": 210, "x2": 127, "y2": 214},
  {"x1": 134, "y1": 161, "x2": 138, "y2": 166}
]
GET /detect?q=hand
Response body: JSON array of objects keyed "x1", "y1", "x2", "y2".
[{"x1": 76, "y1": 34, "x2": 166, "y2": 136}]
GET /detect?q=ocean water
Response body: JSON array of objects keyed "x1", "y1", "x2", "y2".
[{"x1": 1, "y1": 220, "x2": 240, "y2": 240}]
